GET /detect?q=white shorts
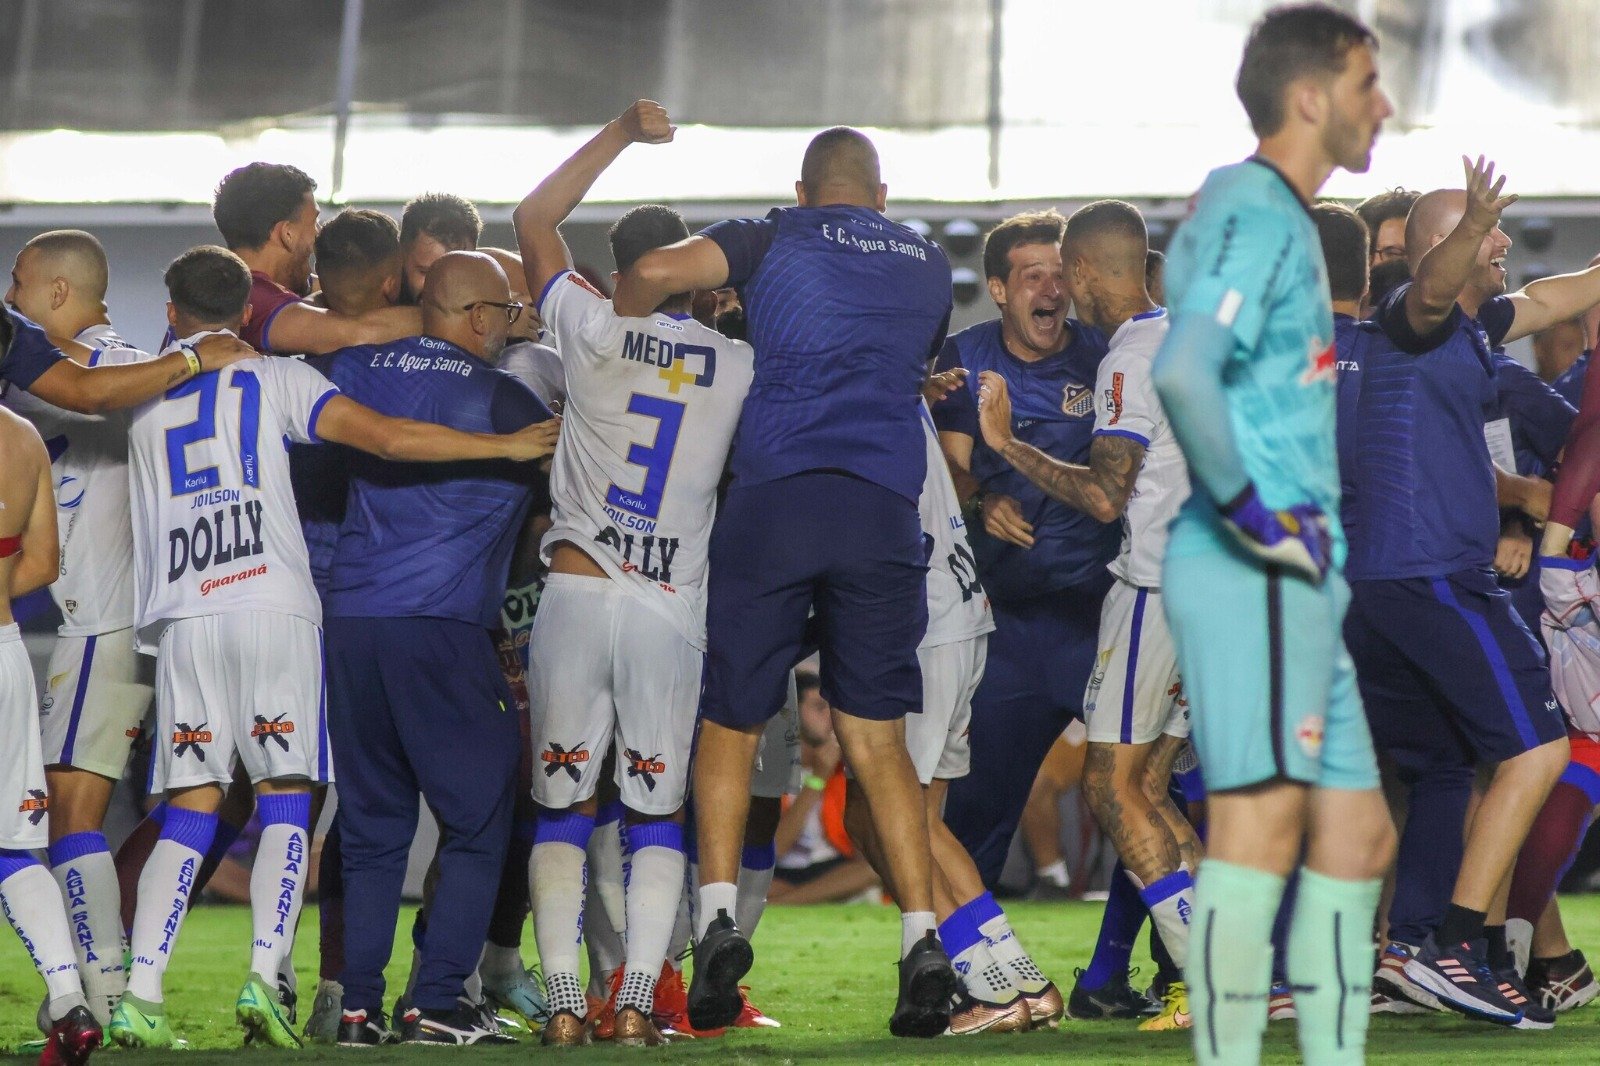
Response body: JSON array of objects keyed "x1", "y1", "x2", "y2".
[
  {"x1": 1084, "y1": 581, "x2": 1189, "y2": 746},
  {"x1": 1, "y1": 625, "x2": 49, "y2": 849},
  {"x1": 38, "y1": 628, "x2": 155, "y2": 779},
  {"x1": 152, "y1": 612, "x2": 330, "y2": 792},
  {"x1": 528, "y1": 574, "x2": 701, "y2": 816},
  {"x1": 908, "y1": 635, "x2": 987, "y2": 784},
  {"x1": 752, "y1": 673, "x2": 802, "y2": 800}
]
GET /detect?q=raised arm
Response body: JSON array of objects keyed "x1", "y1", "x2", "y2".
[
  {"x1": 515, "y1": 100, "x2": 676, "y2": 304},
  {"x1": 313, "y1": 394, "x2": 560, "y2": 464},
  {"x1": 1401, "y1": 156, "x2": 1516, "y2": 340},
  {"x1": 977, "y1": 371, "x2": 1139, "y2": 523}
]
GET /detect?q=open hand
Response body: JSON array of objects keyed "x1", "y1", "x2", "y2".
[
  {"x1": 1461, "y1": 154, "x2": 1517, "y2": 233},
  {"x1": 619, "y1": 100, "x2": 676, "y2": 145},
  {"x1": 977, "y1": 370, "x2": 1015, "y2": 451},
  {"x1": 508, "y1": 416, "x2": 561, "y2": 461}
]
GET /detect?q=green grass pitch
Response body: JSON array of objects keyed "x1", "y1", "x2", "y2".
[{"x1": 6, "y1": 898, "x2": 1600, "y2": 1062}]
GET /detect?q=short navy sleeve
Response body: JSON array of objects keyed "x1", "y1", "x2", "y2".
[
  {"x1": 1479, "y1": 294, "x2": 1516, "y2": 348},
  {"x1": 701, "y1": 215, "x2": 778, "y2": 288},
  {"x1": 1375, "y1": 281, "x2": 1461, "y2": 355},
  {"x1": 930, "y1": 336, "x2": 977, "y2": 437},
  {"x1": 489, "y1": 371, "x2": 553, "y2": 433},
  {"x1": 0, "y1": 308, "x2": 65, "y2": 390}
]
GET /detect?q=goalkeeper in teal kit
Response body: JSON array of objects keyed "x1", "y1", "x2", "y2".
[{"x1": 1147, "y1": 6, "x2": 1395, "y2": 1064}]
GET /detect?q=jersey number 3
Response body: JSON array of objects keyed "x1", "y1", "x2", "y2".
[
  {"x1": 605, "y1": 393, "x2": 685, "y2": 521},
  {"x1": 166, "y1": 370, "x2": 261, "y2": 496}
]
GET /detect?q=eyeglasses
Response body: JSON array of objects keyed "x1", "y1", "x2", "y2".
[{"x1": 459, "y1": 300, "x2": 524, "y2": 324}]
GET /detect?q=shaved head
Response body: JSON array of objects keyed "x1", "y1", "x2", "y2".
[
  {"x1": 21, "y1": 229, "x2": 109, "y2": 301},
  {"x1": 479, "y1": 247, "x2": 525, "y2": 292},
  {"x1": 1063, "y1": 200, "x2": 1149, "y2": 279},
  {"x1": 421, "y1": 250, "x2": 513, "y2": 359},
  {"x1": 1404, "y1": 188, "x2": 1466, "y2": 269},
  {"x1": 799, "y1": 127, "x2": 882, "y2": 206}
]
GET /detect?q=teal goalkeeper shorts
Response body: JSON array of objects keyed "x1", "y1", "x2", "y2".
[{"x1": 1164, "y1": 544, "x2": 1378, "y2": 794}]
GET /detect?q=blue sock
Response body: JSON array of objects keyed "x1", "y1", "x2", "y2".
[
  {"x1": 159, "y1": 806, "x2": 219, "y2": 853},
  {"x1": 148, "y1": 802, "x2": 169, "y2": 830},
  {"x1": 628, "y1": 821, "x2": 684, "y2": 855},
  {"x1": 203, "y1": 816, "x2": 244, "y2": 872},
  {"x1": 938, "y1": 903, "x2": 985, "y2": 970},
  {"x1": 1080, "y1": 861, "x2": 1146, "y2": 991},
  {"x1": 48, "y1": 830, "x2": 111, "y2": 867},
  {"x1": 741, "y1": 842, "x2": 777, "y2": 871},
  {"x1": 0, "y1": 847, "x2": 41, "y2": 882},
  {"x1": 535, "y1": 810, "x2": 597, "y2": 849},
  {"x1": 257, "y1": 792, "x2": 311, "y2": 830}
]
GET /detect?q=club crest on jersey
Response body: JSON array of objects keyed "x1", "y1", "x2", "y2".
[
  {"x1": 542, "y1": 742, "x2": 589, "y2": 782},
  {"x1": 1061, "y1": 383, "x2": 1095, "y2": 418},
  {"x1": 251, "y1": 713, "x2": 295, "y2": 751},
  {"x1": 19, "y1": 789, "x2": 48, "y2": 826},
  {"x1": 624, "y1": 748, "x2": 666, "y2": 792},
  {"x1": 1104, "y1": 372, "x2": 1125, "y2": 425},
  {"x1": 1300, "y1": 340, "x2": 1336, "y2": 386}
]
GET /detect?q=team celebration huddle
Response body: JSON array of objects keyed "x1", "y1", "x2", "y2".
[{"x1": 5, "y1": 3, "x2": 1600, "y2": 1063}]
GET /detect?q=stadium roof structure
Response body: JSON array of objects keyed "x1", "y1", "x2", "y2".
[{"x1": 3, "y1": 0, "x2": 1599, "y2": 204}]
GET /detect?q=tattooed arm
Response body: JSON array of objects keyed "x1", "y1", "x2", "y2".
[{"x1": 977, "y1": 370, "x2": 1143, "y2": 523}]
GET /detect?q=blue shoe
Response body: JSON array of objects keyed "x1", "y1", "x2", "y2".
[{"x1": 1402, "y1": 936, "x2": 1522, "y2": 1025}]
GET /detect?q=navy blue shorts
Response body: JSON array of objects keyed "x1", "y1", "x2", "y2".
[
  {"x1": 704, "y1": 472, "x2": 928, "y2": 728},
  {"x1": 1345, "y1": 568, "x2": 1565, "y2": 764}
]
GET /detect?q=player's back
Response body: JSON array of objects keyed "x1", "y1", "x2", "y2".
[
  {"x1": 4, "y1": 325, "x2": 153, "y2": 635},
  {"x1": 127, "y1": 346, "x2": 336, "y2": 648},
  {"x1": 322, "y1": 335, "x2": 550, "y2": 627},
  {"x1": 918, "y1": 404, "x2": 992, "y2": 647},
  {"x1": 1163, "y1": 160, "x2": 1339, "y2": 559},
  {"x1": 705, "y1": 205, "x2": 952, "y2": 503},
  {"x1": 539, "y1": 271, "x2": 752, "y2": 646}
]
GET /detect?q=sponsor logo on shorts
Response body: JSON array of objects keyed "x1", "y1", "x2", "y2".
[
  {"x1": 1295, "y1": 714, "x2": 1325, "y2": 758},
  {"x1": 1061, "y1": 383, "x2": 1095, "y2": 418},
  {"x1": 542, "y1": 742, "x2": 589, "y2": 782},
  {"x1": 624, "y1": 748, "x2": 666, "y2": 792},
  {"x1": 18, "y1": 789, "x2": 48, "y2": 825},
  {"x1": 251, "y1": 713, "x2": 295, "y2": 751},
  {"x1": 173, "y1": 724, "x2": 212, "y2": 760}
]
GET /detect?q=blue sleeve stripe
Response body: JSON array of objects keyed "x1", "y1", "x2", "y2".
[
  {"x1": 1094, "y1": 428, "x2": 1150, "y2": 447},
  {"x1": 258, "y1": 301, "x2": 294, "y2": 354},
  {"x1": 306, "y1": 387, "x2": 338, "y2": 443},
  {"x1": 536, "y1": 270, "x2": 569, "y2": 317},
  {"x1": 87, "y1": 348, "x2": 102, "y2": 367}
]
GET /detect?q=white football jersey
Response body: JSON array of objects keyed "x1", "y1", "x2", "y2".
[
  {"x1": 128, "y1": 333, "x2": 338, "y2": 651},
  {"x1": 497, "y1": 340, "x2": 566, "y2": 408},
  {"x1": 3, "y1": 324, "x2": 152, "y2": 635},
  {"x1": 1092, "y1": 309, "x2": 1190, "y2": 588},
  {"x1": 919, "y1": 405, "x2": 994, "y2": 648},
  {"x1": 538, "y1": 270, "x2": 753, "y2": 649}
]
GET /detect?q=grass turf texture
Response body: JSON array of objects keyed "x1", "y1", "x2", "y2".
[{"x1": 5, "y1": 899, "x2": 1600, "y2": 1062}]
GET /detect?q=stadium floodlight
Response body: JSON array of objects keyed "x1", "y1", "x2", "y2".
[
  {"x1": 943, "y1": 219, "x2": 982, "y2": 258},
  {"x1": 951, "y1": 267, "x2": 983, "y2": 306}
]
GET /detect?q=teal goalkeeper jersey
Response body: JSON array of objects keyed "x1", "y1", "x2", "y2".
[{"x1": 1162, "y1": 158, "x2": 1342, "y2": 564}]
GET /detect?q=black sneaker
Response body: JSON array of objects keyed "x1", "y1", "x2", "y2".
[
  {"x1": 1495, "y1": 967, "x2": 1555, "y2": 1030},
  {"x1": 1402, "y1": 936, "x2": 1523, "y2": 1025},
  {"x1": 400, "y1": 1004, "x2": 518, "y2": 1045},
  {"x1": 1528, "y1": 950, "x2": 1600, "y2": 1013},
  {"x1": 336, "y1": 1007, "x2": 394, "y2": 1047},
  {"x1": 889, "y1": 931, "x2": 958, "y2": 1038},
  {"x1": 687, "y1": 909, "x2": 753, "y2": 1031},
  {"x1": 1070, "y1": 968, "x2": 1155, "y2": 1019}
]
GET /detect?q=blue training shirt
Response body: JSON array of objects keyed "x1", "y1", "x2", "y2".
[
  {"x1": 0, "y1": 308, "x2": 65, "y2": 390},
  {"x1": 1340, "y1": 284, "x2": 1515, "y2": 582},
  {"x1": 930, "y1": 318, "x2": 1117, "y2": 600},
  {"x1": 1553, "y1": 350, "x2": 1590, "y2": 407},
  {"x1": 702, "y1": 205, "x2": 952, "y2": 504},
  {"x1": 322, "y1": 335, "x2": 552, "y2": 626}
]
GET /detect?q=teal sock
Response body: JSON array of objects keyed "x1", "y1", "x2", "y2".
[
  {"x1": 1187, "y1": 859, "x2": 1285, "y2": 1066},
  {"x1": 1287, "y1": 868, "x2": 1381, "y2": 1066}
]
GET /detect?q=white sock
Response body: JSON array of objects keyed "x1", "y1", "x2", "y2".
[
  {"x1": 967, "y1": 939, "x2": 1023, "y2": 1001},
  {"x1": 531, "y1": 811, "x2": 593, "y2": 1017},
  {"x1": 1, "y1": 859, "x2": 87, "y2": 1016},
  {"x1": 583, "y1": 874, "x2": 625, "y2": 999},
  {"x1": 587, "y1": 813, "x2": 628, "y2": 942},
  {"x1": 977, "y1": 909, "x2": 1048, "y2": 992},
  {"x1": 1134, "y1": 866, "x2": 1195, "y2": 970},
  {"x1": 901, "y1": 911, "x2": 937, "y2": 959},
  {"x1": 126, "y1": 809, "x2": 215, "y2": 1003},
  {"x1": 248, "y1": 805, "x2": 310, "y2": 982},
  {"x1": 696, "y1": 881, "x2": 738, "y2": 941},
  {"x1": 620, "y1": 823, "x2": 687, "y2": 1012},
  {"x1": 667, "y1": 885, "x2": 693, "y2": 974},
  {"x1": 48, "y1": 834, "x2": 126, "y2": 1025},
  {"x1": 736, "y1": 852, "x2": 776, "y2": 939},
  {"x1": 481, "y1": 942, "x2": 524, "y2": 983},
  {"x1": 1038, "y1": 859, "x2": 1069, "y2": 888}
]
